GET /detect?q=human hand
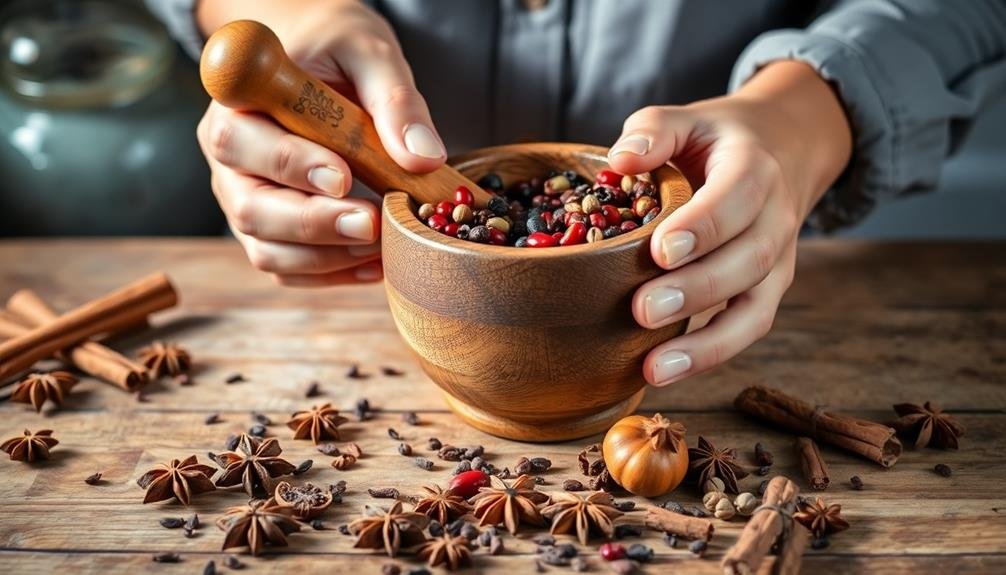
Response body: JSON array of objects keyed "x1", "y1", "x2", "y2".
[
  {"x1": 195, "y1": 0, "x2": 446, "y2": 286},
  {"x1": 609, "y1": 61, "x2": 853, "y2": 386}
]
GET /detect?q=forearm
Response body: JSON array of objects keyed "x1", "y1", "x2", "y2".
[{"x1": 732, "y1": 61, "x2": 852, "y2": 217}]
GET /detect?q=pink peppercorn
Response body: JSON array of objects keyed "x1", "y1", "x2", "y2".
[
  {"x1": 443, "y1": 222, "x2": 459, "y2": 237},
  {"x1": 596, "y1": 169, "x2": 622, "y2": 187},
  {"x1": 589, "y1": 212, "x2": 608, "y2": 230},
  {"x1": 620, "y1": 220, "x2": 639, "y2": 233},
  {"x1": 428, "y1": 214, "x2": 448, "y2": 232},
  {"x1": 601, "y1": 204, "x2": 621, "y2": 226},
  {"x1": 527, "y1": 231, "x2": 557, "y2": 247},
  {"x1": 599, "y1": 542, "x2": 626, "y2": 561},
  {"x1": 559, "y1": 221, "x2": 587, "y2": 246},
  {"x1": 488, "y1": 227, "x2": 507, "y2": 245},
  {"x1": 454, "y1": 186, "x2": 474, "y2": 206},
  {"x1": 435, "y1": 201, "x2": 455, "y2": 218}
]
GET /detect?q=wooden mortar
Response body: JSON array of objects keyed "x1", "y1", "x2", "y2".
[{"x1": 383, "y1": 143, "x2": 692, "y2": 441}]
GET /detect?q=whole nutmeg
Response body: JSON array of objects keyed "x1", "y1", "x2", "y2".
[
  {"x1": 620, "y1": 175, "x2": 636, "y2": 193},
  {"x1": 564, "y1": 201, "x2": 583, "y2": 214},
  {"x1": 581, "y1": 194, "x2": 601, "y2": 215},
  {"x1": 618, "y1": 207, "x2": 635, "y2": 222},
  {"x1": 586, "y1": 227, "x2": 604, "y2": 243},
  {"x1": 602, "y1": 413, "x2": 689, "y2": 497},
  {"x1": 714, "y1": 498, "x2": 736, "y2": 521},
  {"x1": 418, "y1": 203, "x2": 435, "y2": 219},
  {"x1": 545, "y1": 174, "x2": 571, "y2": 195},
  {"x1": 702, "y1": 477, "x2": 726, "y2": 494},
  {"x1": 452, "y1": 204, "x2": 474, "y2": 225},
  {"x1": 633, "y1": 196, "x2": 657, "y2": 219},
  {"x1": 702, "y1": 490, "x2": 728, "y2": 512},
  {"x1": 734, "y1": 492, "x2": 759, "y2": 516},
  {"x1": 486, "y1": 217, "x2": 510, "y2": 234}
]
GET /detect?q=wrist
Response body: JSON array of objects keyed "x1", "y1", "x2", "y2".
[{"x1": 733, "y1": 61, "x2": 852, "y2": 217}]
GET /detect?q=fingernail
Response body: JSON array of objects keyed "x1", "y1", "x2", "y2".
[
  {"x1": 652, "y1": 350, "x2": 691, "y2": 385},
  {"x1": 608, "y1": 134, "x2": 650, "y2": 158},
  {"x1": 644, "y1": 286, "x2": 684, "y2": 325},
  {"x1": 403, "y1": 123, "x2": 445, "y2": 159},
  {"x1": 307, "y1": 166, "x2": 345, "y2": 196},
  {"x1": 348, "y1": 242, "x2": 382, "y2": 258},
  {"x1": 336, "y1": 210, "x2": 376, "y2": 242},
  {"x1": 354, "y1": 262, "x2": 383, "y2": 282},
  {"x1": 661, "y1": 230, "x2": 696, "y2": 268}
]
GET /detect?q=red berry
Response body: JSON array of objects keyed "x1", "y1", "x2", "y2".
[
  {"x1": 527, "y1": 232, "x2": 558, "y2": 247},
  {"x1": 443, "y1": 222, "x2": 459, "y2": 237},
  {"x1": 620, "y1": 220, "x2": 639, "y2": 233},
  {"x1": 589, "y1": 212, "x2": 608, "y2": 230},
  {"x1": 448, "y1": 470, "x2": 491, "y2": 498},
  {"x1": 601, "y1": 204, "x2": 621, "y2": 226},
  {"x1": 552, "y1": 232, "x2": 563, "y2": 241},
  {"x1": 454, "y1": 186, "x2": 474, "y2": 206},
  {"x1": 599, "y1": 542, "x2": 626, "y2": 561},
  {"x1": 541, "y1": 211, "x2": 554, "y2": 228},
  {"x1": 559, "y1": 221, "x2": 587, "y2": 246},
  {"x1": 488, "y1": 227, "x2": 507, "y2": 245},
  {"x1": 596, "y1": 169, "x2": 622, "y2": 187},
  {"x1": 428, "y1": 214, "x2": 448, "y2": 232},
  {"x1": 435, "y1": 201, "x2": 455, "y2": 219}
]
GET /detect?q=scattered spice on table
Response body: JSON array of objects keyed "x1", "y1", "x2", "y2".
[
  {"x1": 644, "y1": 506, "x2": 713, "y2": 541},
  {"x1": 402, "y1": 411, "x2": 420, "y2": 425},
  {"x1": 795, "y1": 437, "x2": 831, "y2": 490},
  {"x1": 890, "y1": 401, "x2": 966, "y2": 449},
  {"x1": 934, "y1": 463, "x2": 953, "y2": 477},
  {"x1": 137, "y1": 455, "x2": 215, "y2": 505},
  {"x1": 224, "y1": 372, "x2": 245, "y2": 384},
  {"x1": 10, "y1": 371, "x2": 77, "y2": 412},
  {"x1": 794, "y1": 496, "x2": 849, "y2": 538},
  {"x1": 541, "y1": 491, "x2": 623, "y2": 544},
  {"x1": 84, "y1": 472, "x2": 103, "y2": 485},
  {"x1": 204, "y1": 413, "x2": 221, "y2": 425},
  {"x1": 217, "y1": 499, "x2": 301, "y2": 556},
  {"x1": 293, "y1": 459, "x2": 313, "y2": 475},
  {"x1": 418, "y1": 535, "x2": 472, "y2": 570},
  {"x1": 304, "y1": 381, "x2": 321, "y2": 398},
  {"x1": 382, "y1": 366, "x2": 405, "y2": 376},
  {"x1": 274, "y1": 481, "x2": 333, "y2": 519},
  {"x1": 414, "y1": 457, "x2": 435, "y2": 471},
  {"x1": 414, "y1": 484, "x2": 471, "y2": 525},
  {"x1": 471, "y1": 474, "x2": 549, "y2": 534},
  {"x1": 160, "y1": 517, "x2": 185, "y2": 529},
  {"x1": 332, "y1": 454, "x2": 357, "y2": 470},
  {"x1": 688, "y1": 436, "x2": 748, "y2": 493},
  {"x1": 287, "y1": 403, "x2": 348, "y2": 444},
  {"x1": 754, "y1": 442, "x2": 774, "y2": 466},
  {"x1": 368, "y1": 487, "x2": 400, "y2": 499},
  {"x1": 349, "y1": 502, "x2": 429, "y2": 557},
  {"x1": 346, "y1": 364, "x2": 367, "y2": 379},
  {"x1": 213, "y1": 435, "x2": 296, "y2": 497},
  {"x1": 152, "y1": 552, "x2": 181, "y2": 563},
  {"x1": 850, "y1": 475, "x2": 864, "y2": 490},
  {"x1": 138, "y1": 341, "x2": 191, "y2": 377}
]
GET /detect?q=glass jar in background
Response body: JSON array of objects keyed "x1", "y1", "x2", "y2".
[{"x1": 0, "y1": 0, "x2": 222, "y2": 236}]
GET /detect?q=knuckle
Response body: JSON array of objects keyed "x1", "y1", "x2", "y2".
[
  {"x1": 229, "y1": 193, "x2": 258, "y2": 236},
  {"x1": 271, "y1": 135, "x2": 299, "y2": 183},
  {"x1": 708, "y1": 340, "x2": 727, "y2": 368},
  {"x1": 751, "y1": 235, "x2": 778, "y2": 280},
  {"x1": 755, "y1": 309, "x2": 776, "y2": 339},
  {"x1": 245, "y1": 242, "x2": 275, "y2": 272},
  {"x1": 298, "y1": 198, "x2": 328, "y2": 243},
  {"x1": 206, "y1": 115, "x2": 235, "y2": 164},
  {"x1": 692, "y1": 212, "x2": 721, "y2": 250},
  {"x1": 698, "y1": 267, "x2": 719, "y2": 304},
  {"x1": 377, "y1": 83, "x2": 424, "y2": 114}
]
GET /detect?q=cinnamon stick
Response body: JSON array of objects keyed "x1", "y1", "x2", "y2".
[
  {"x1": 772, "y1": 522, "x2": 810, "y2": 575},
  {"x1": 794, "y1": 437, "x2": 830, "y2": 491},
  {"x1": 644, "y1": 506, "x2": 714, "y2": 541},
  {"x1": 0, "y1": 273, "x2": 177, "y2": 382},
  {"x1": 1, "y1": 297, "x2": 147, "y2": 391},
  {"x1": 721, "y1": 475, "x2": 800, "y2": 575},
  {"x1": 735, "y1": 386, "x2": 902, "y2": 467}
]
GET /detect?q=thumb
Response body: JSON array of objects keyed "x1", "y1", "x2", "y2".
[
  {"x1": 607, "y1": 106, "x2": 695, "y2": 175},
  {"x1": 338, "y1": 38, "x2": 446, "y2": 174}
]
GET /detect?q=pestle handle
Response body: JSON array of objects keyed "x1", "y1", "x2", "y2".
[{"x1": 199, "y1": 20, "x2": 491, "y2": 207}]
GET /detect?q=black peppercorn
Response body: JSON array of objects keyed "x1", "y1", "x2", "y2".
[
  {"x1": 478, "y1": 173, "x2": 504, "y2": 192},
  {"x1": 468, "y1": 225, "x2": 490, "y2": 243},
  {"x1": 515, "y1": 236, "x2": 529, "y2": 247},
  {"x1": 642, "y1": 208, "x2": 660, "y2": 225},
  {"x1": 455, "y1": 224, "x2": 470, "y2": 240},
  {"x1": 487, "y1": 195, "x2": 509, "y2": 216},
  {"x1": 626, "y1": 543, "x2": 654, "y2": 563},
  {"x1": 603, "y1": 226, "x2": 621, "y2": 239}
]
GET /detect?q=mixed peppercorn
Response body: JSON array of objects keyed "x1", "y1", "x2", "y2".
[{"x1": 417, "y1": 169, "x2": 662, "y2": 247}]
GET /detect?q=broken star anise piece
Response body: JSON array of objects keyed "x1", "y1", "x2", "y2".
[
  {"x1": 2, "y1": 429, "x2": 58, "y2": 462},
  {"x1": 137, "y1": 341, "x2": 192, "y2": 377},
  {"x1": 417, "y1": 534, "x2": 472, "y2": 570},
  {"x1": 273, "y1": 481, "x2": 333, "y2": 519},
  {"x1": 414, "y1": 484, "x2": 471, "y2": 525},
  {"x1": 216, "y1": 498, "x2": 301, "y2": 556},
  {"x1": 470, "y1": 474, "x2": 549, "y2": 535},
  {"x1": 348, "y1": 501, "x2": 429, "y2": 557},
  {"x1": 890, "y1": 401, "x2": 966, "y2": 449},
  {"x1": 688, "y1": 436, "x2": 749, "y2": 493},
  {"x1": 794, "y1": 496, "x2": 850, "y2": 538},
  {"x1": 214, "y1": 435, "x2": 297, "y2": 497},
  {"x1": 11, "y1": 371, "x2": 78, "y2": 413},
  {"x1": 541, "y1": 491, "x2": 623, "y2": 545},
  {"x1": 577, "y1": 443, "x2": 620, "y2": 491},
  {"x1": 138, "y1": 454, "x2": 216, "y2": 505},
  {"x1": 286, "y1": 403, "x2": 349, "y2": 444}
]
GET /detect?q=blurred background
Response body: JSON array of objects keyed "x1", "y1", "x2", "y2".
[{"x1": 0, "y1": 0, "x2": 1003, "y2": 239}]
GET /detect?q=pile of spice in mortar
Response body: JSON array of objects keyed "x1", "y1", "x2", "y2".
[{"x1": 416, "y1": 169, "x2": 661, "y2": 247}]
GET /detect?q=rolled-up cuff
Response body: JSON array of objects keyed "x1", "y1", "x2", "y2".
[
  {"x1": 729, "y1": 30, "x2": 966, "y2": 232},
  {"x1": 145, "y1": 0, "x2": 205, "y2": 61}
]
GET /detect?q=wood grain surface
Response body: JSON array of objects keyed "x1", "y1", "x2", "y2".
[{"x1": 0, "y1": 239, "x2": 1003, "y2": 575}]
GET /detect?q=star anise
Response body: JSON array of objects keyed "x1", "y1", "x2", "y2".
[
  {"x1": 273, "y1": 481, "x2": 333, "y2": 519},
  {"x1": 541, "y1": 490, "x2": 623, "y2": 545},
  {"x1": 286, "y1": 403, "x2": 349, "y2": 444},
  {"x1": 414, "y1": 484, "x2": 471, "y2": 525},
  {"x1": 1, "y1": 429, "x2": 58, "y2": 462},
  {"x1": 137, "y1": 341, "x2": 191, "y2": 377},
  {"x1": 890, "y1": 401, "x2": 966, "y2": 449},
  {"x1": 214, "y1": 435, "x2": 297, "y2": 497},
  {"x1": 794, "y1": 496, "x2": 850, "y2": 538},
  {"x1": 470, "y1": 474, "x2": 549, "y2": 535},
  {"x1": 216, "y1": 498, "x2": 302, "y2": 556},
  {"x1": 417, "y1": 535, "x2": 472, "y2": 570},
  {"x1": 688, "y1": 436, "x2": 748, "y2": 493},
  {"x1": 348, "y1": 501, "x2": 429, "y2": 557},
  {"x1": 10, "y1": 371, "x2": 78, "y2": 412},
  {"x1": 138, "y1": 454, "x2": 216, "y2": 505}
]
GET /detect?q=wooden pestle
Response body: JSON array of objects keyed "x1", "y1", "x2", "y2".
[{"x1": 200, "y1": 20, "x2": 492, "y2": 207}]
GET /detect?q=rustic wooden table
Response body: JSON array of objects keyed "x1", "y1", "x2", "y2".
[{"x1": 0, "y1": 239, "x2": 1003, "y2": 574}]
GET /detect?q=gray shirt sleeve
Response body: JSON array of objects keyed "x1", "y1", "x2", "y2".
[
  {"x1": 730, "y1": 0, "x2": 1006, "y2": 232},
  {"x1": 143, "y1": 0, "x2": 203, "y2": 61}
]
